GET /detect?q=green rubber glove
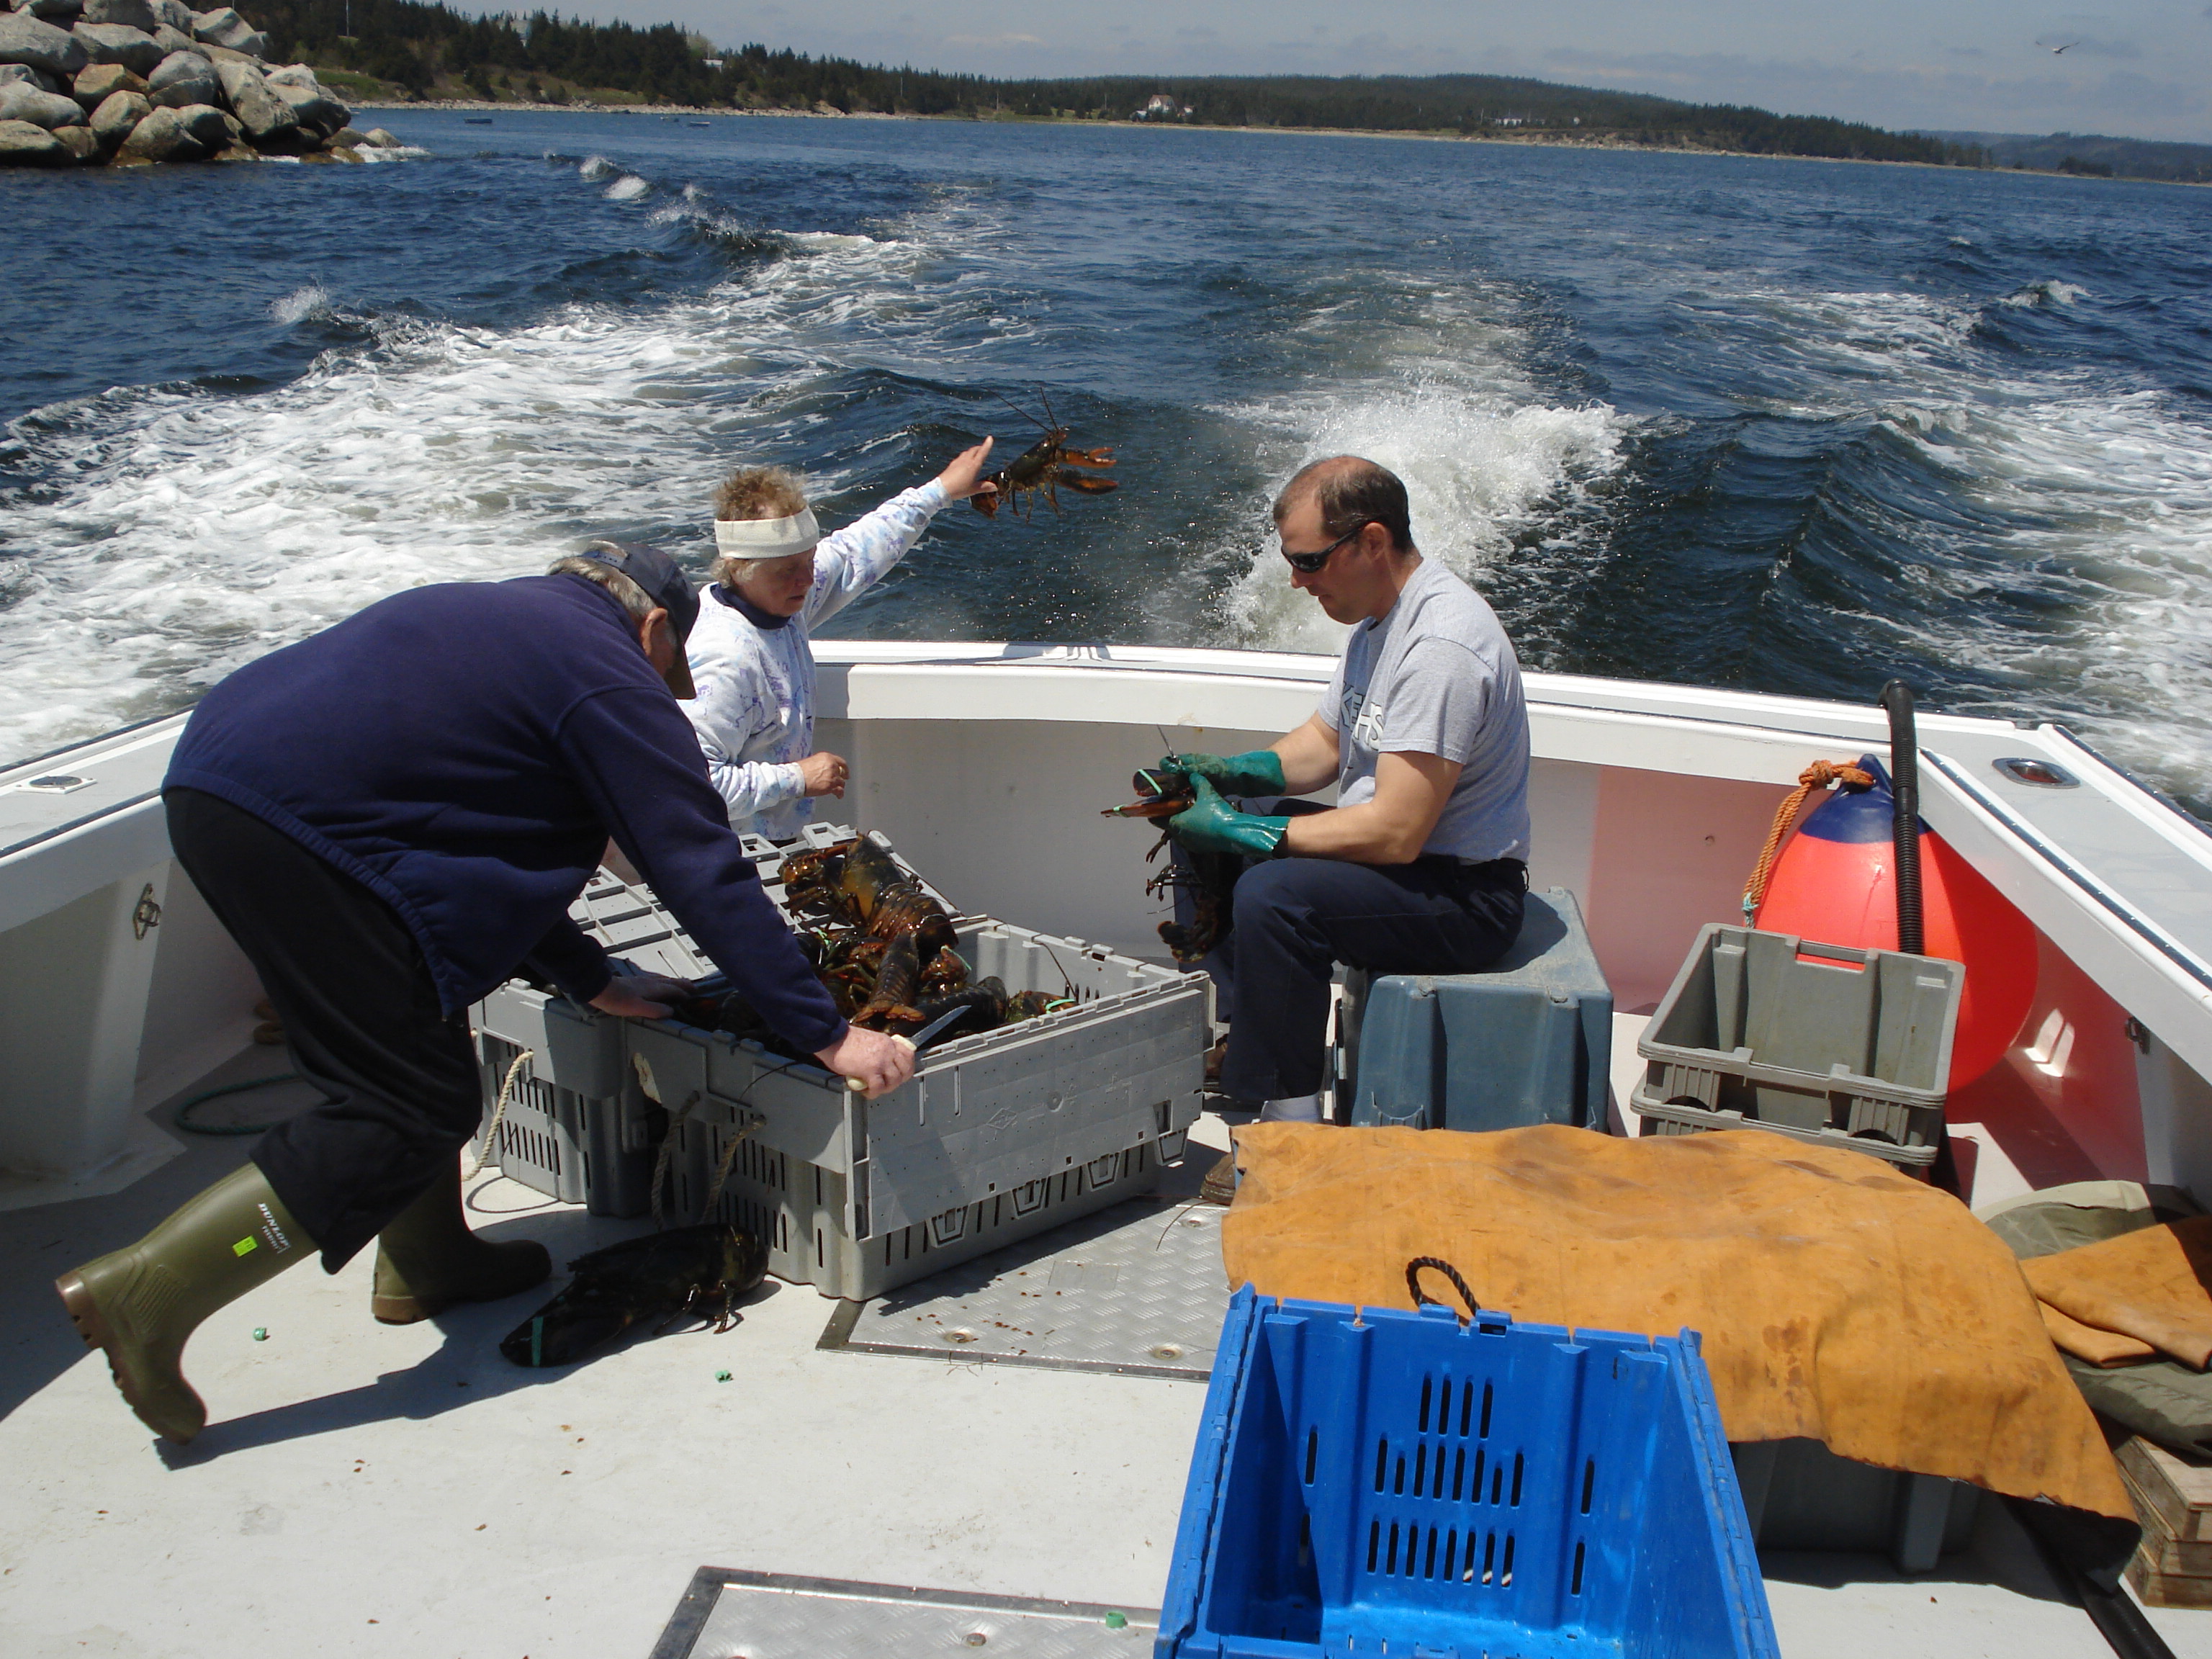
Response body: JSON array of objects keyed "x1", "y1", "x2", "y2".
[
  {"x1": 1169, "y1": 776, "x2": 1290, "y2": 859},
  {"x1": 1160, "y1": 750, "x2": 1287, "y2": 797}
]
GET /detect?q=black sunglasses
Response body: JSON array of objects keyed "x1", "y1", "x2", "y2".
[{"x1": 1280, "y1": 523, "x2": 1370, "y2": 575}]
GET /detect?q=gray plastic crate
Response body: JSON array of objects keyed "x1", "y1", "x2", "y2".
[
  {"x1": 1731, "y1": 1439, "x2": 1980, "y2": 1573},
  {"x1": 628, "y1": 914, "x2": 1208, "y2": 1300},
  {"x1": 1632, "y1": 925, "x2": 1962, "y2": 1174},
  {"x1": 469, "y1": 868, "x2": 705, "y2": 1215},
  {"x1": 1334, "y1": 886, "x2": 1613, "y2": 1132},
  {"x1": 664, "y1": 1118, "x2": 1175, "y2": 1300},
  {"x1": 474, "y1": 1025, "x2": 662, "y2": 1217}
]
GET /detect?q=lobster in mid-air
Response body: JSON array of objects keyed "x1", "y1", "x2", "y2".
[{"x1": 971, "y1": 391, "x2": 1118, "y2": 519}]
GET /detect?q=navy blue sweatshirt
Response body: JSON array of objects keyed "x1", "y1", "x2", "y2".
[{"x1": 166, "y1": 573, "x2": 846, "y2": 1052}]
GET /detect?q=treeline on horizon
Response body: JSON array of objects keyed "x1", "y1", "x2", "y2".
[{"x1": 244, "y1": 0, "x2": 1990, "y2": 167}]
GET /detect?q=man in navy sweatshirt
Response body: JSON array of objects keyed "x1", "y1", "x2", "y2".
[{"x1": 54, "y1": 545, "x2": 910, "y2": 1445}]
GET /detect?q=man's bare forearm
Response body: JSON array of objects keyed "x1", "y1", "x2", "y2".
[
  {"x1": 1270, "y1": 714, "x2": 1341, "y2": 796},
  {"x1": 1279, "y1": 801, "x2": 1428, "y2": 865}
]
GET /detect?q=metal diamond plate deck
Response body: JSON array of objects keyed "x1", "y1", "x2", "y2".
[
  {"x1": 652, "y1": 1570, "x2": 1159, "y2": 1659},
  {"x1": 816, "y1": 1197, "x2": 1231, "y2": 1380}
]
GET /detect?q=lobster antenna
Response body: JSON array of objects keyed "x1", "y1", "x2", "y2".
[
  {"x1": 989, "y1": 388, "x2": 1047, "y2": 433},
  {"x1": 1040, "y1": 387, "x2": 1060, "y2": 432}
]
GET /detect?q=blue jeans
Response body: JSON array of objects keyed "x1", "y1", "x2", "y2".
[{"x1": 1218, "y1": 855, "x2": 1527, "y2": 1102}]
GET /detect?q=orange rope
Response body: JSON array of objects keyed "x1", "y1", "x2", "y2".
[{"x1": 1741, "y1": 760, "x2": 1875, "y2": 920}]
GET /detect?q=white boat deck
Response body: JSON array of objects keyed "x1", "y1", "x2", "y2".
[
  {"x1": 3, "y1": 1047, "x2": 2208, "y2": 1659},
  {"x1": 8, "y1": 647, "x2": 2212, "y2": 1655}
]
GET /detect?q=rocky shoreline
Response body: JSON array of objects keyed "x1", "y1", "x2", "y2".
[{"x1": 0, "y1": 0, "x2": 397, "y2": 166}]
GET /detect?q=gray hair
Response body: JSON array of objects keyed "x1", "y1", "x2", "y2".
[
  {"x1": 550, "y1": 547, "x2": 656, "y2": 624},
  {"x1": 714, "y1": 465, "x2": 812, "y2": 588}
]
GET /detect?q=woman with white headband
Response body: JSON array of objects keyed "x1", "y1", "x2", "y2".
[{"x1": 685, "y1": 440, "x2": 998, "y2": 840}]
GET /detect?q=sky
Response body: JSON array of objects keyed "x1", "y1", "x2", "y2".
[{"x1": 567, "y1": 0, "x2": 2212, "y2": 143}]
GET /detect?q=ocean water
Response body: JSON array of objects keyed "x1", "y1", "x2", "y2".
[{"x1": 4, "y1": 113, "x2": 2211, "y2": 815}]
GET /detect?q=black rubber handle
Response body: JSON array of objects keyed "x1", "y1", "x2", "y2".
[{"x1": 1879, "y1": 680, "x2": 1926, "y2": 956}]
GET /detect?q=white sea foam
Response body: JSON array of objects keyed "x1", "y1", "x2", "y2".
[
  {"x1": 1877, "y1": 387, "x2": 2212, "y2": 792},
  {"x1": 1222, "y1": 390, "x2": 1629, "y2": 654},
  {"x1": 578, "y1": 154, "x2": 617, "y2": 180},
  {"x1": 1218, "y1": 271, "x2": 1630, "y2": 654},
  {"x1": 785, "y1": 231, "x2": 889, "y2": 252},
  {"x1": 0, "y1": 201, "x2": 1012, "y2": 762},
  {"x1": 605, "y1": 174, "x2": 649, "y2": 202},
  {"x1": 269, "y1": 284, "x2": 332, "y2": 325},
  {"x1": 1687, "y1": 277, "x2": 2211, "y2": 796},
  {"x1": 1997, "y1": 279, "x2": 2088, "y2": 308}
]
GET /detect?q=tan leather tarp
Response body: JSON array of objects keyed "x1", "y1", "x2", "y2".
[
  {"x1": 1221, "y1": 1121, "x2": 2131, "y2": 1521},
  {"x1": 2039, "y1": 1301, "x2": 2159, "y2": 1367},
  {"x1": 2022, "y1": 1216, "x2": 2212, "y2": 1370}
]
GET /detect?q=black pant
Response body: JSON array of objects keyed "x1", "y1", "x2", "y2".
[
  {"x1": 166, "y1": 789, "x2": 485, "y2": 1270},
  {"x1": 1218, "y1": 854, "x2": 1527, "y2": 1102}
]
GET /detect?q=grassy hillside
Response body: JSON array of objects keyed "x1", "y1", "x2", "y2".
[
  {"x1": 248, "y1": 0, "x2": 1988, "y2": 166},
  {"x1": 1925, "y1": 130, "x2": 2212, "y2": 184}
]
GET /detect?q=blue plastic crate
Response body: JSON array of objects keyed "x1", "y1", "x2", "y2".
[
  {"x1": 1339, "y1": 887, "x2": 1614, "y2": 1133},
  {"x1": 1158, "y1": 1286, "x2": 1777, "y2": 1659}
]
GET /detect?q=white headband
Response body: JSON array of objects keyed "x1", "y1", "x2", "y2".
[{"x1": 713, "y1": 509, "x2": 819, "y2": 559}]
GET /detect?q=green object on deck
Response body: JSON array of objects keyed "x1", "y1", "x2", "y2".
[
  {"x1": 1104, "y1": 1611, "x2": 1128, "y2": 1629},
  {"x1": 716, "y1": 1370, "x2": 732, "y2": 1382},
  {"x1": 252, "y1": 1328, "x2": 268, "y2": 1341}
]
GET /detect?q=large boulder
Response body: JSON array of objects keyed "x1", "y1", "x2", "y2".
[
  {"x1": 189, "y1": 6, "x2": 264, "y2": 54},
  {"x1": 71, "y1": 20, "x2": 159, "y2": 72},
  {"x1": 144, "y1": 45, "x2": 210, "y2": 104},
  {"x1": 86, "y1": 80, "x2": 144, "y2": 144},
  {"x1": 268, "y1": 74, "x2": 343, "y2": 137},
  {"x1": 148, "y1": 0, "x2": 192, "y2": 28},
  {"x1": 111, "y1": 92, "x2": 186, "y2": 158},
  {"x1": 212, "y1": 52, "x2": 289, "y2": 142},
  {"x1": 0, "y1": 76, "x2": 80, "y2": 122},
  {"x1": 50, "y1": 114, "x2": 92, "y2": 156},
  {"x1": 0, "y1": 10, "x2": 88, "y2": 76},
  {"x1": 0, "y1": 112, "x2": 66, "y2": 159},
  {"x1": 79, "y1": 0, "x2": 156, "y2": 29},
  {"x1": 171, "y1": 96, "x2": 226, "y2": 146},
  {"x1": 361, "y1": 125, "x2": 398, "y2": 148},
  {"x1": 71, "y1": 57, "x2": 140, "y2": 105},
  {"x1": 0, "y1": 59, "x2": 61, "y2": 90},
  {"x1": 150, "y1": 20, "x2": 195, "y2": 55},
  {"x1": 11, "y1": 0, "x2": 84, "y2": 25}
]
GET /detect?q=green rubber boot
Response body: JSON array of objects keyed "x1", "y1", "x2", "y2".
[
  {"x1": 55, "y1": 1163, "x2": 312, "y2": 1444},
  {"x1": 369, "y1": 1158, "x2": 550, "y2": 1326}
]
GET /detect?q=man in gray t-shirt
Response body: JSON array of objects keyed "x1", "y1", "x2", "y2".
[{"x1": 1160, "y1": 455, "x2": 1532, "y2": 1128}]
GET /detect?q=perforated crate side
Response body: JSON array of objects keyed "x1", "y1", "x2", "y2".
[
  {"x1": 1630, "y1": 1087, "x2": 1939, "y2": 1174},
  {"x1": 625, "y1": 920, "x2": 1208, "y2": 1233},
  {"x1": 475, "y1": 1032, "x2": 588, "y2": 1205},
  {"x1": 671, "y1": 1105, "x2": 1172, "y2": 1300},
  {"x1": 475, "y1": 1001, "x2": 662, "y2": 1218},
  {"x1": 1159, "y1": 1289, "x2": 1779, "y2": 1659}
]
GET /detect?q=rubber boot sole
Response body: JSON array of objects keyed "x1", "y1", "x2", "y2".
[{"x1": 55, "y1": 1269, "x2": 206, "y2": 1445}]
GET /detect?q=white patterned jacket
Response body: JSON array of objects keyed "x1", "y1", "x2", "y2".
[{"x1": 683, "y1": 481, "x2": 948, "y2": 842}]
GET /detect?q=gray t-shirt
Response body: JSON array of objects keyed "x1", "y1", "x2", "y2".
[{"x1": 1321, "y1": 557, "x2": 1532, "y2": 863}]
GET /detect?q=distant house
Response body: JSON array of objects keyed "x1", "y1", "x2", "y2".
[{"x1": 1133, "y1": 93, "x2": 1192, "y2": 121}]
